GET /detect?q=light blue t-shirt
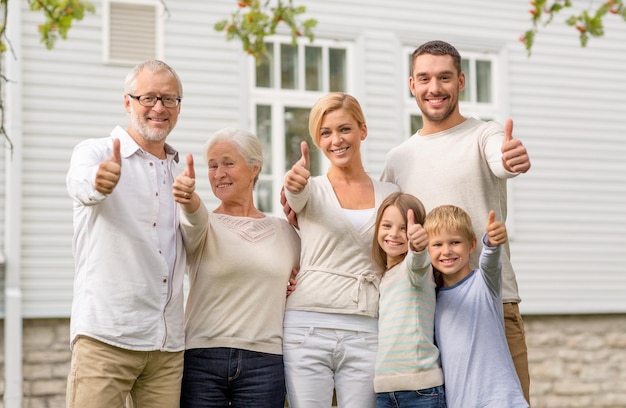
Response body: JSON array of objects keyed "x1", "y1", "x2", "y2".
[{"x1": 435, "y1": 238, "x2": 528, "y2": 408}]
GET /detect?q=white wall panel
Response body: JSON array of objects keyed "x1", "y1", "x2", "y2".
[{"x1": 6, "y1": 0, "x2": 626, "y2": 316}]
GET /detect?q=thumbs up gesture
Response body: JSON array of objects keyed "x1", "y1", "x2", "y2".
[
  {"x1": 407, "y1": 209, "x2": 428, "y2": 252},
  {"x1": 485, "y1": 210, "x2": 507, "y2": 247},
  {"x1": 173, "y1": 154, "x2": 199, "y2": 211},
  {"x1": 95, "y1": 138, "x2": 122, "y2": 195},
  {"x1": 284, "y1": 141, "x2": 311, "y2": 193},
  {"x1": 501, "y1": 119, "x2": 531, "y2": 174}
]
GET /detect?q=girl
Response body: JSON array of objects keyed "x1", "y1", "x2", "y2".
[{"x1": 371, "y1": 192, "x2": 446, "y2": 408}]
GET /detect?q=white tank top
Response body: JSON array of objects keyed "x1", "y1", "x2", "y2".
[{"x1": 343, "y1": 207, "x2": 375, "y2": 230}]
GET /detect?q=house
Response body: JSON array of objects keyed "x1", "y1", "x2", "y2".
[{"x1": 2, "y1": 0, "x2": 625, "y2": 406}]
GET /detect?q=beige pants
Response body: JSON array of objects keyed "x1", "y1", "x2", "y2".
[
  {"x1": 66, "y1": 336, "x2": 183, "y2": 408},
  {"x1": 504, "y1": 303, "x2": 531, "y2": 405}
]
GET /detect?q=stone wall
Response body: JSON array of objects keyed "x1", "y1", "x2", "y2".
[
  {"x1": 0, "y1": 315, "x2": 625, "y2": 407},
  {"x1": 1, "y1": 319, "x2": 70, "y2": 408},
  {"x1": 525, "y1": 314, "x2": 626, "y2": 408}
]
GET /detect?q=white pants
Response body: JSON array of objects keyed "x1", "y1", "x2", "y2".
[{"x1": 283, "y1": 326, "x2": 378, "y2": 408}]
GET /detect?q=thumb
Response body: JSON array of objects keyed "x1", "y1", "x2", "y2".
[
  {"x1": 186, "y1": 154, "x2": 195, "y2": 179},
  {"x1": 407, "y1": 209, "x2": 415, "y2": 229},
  {"x1": 300, "y1": 141, "x2": 310, "y2": 170},
  {"x1": 504, "y1": 118, "x2": 513, "y2": 144},
  {"x1": 487, "y1": 210, "x2": 496, "y2": 227},
  {"x1": 110, "y1": 138, "x2": 121, "y2": 164}
]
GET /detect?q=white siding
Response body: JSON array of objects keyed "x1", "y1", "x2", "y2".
[
  {"x1": 507, "y1": 11, "x2": 626, "y2": 314},
  {"x1": 357, "y1": 30, "x2": 404, "y2": 175},
  {"x1": 21, "y1": 2, "x2": 124, "y2": 317},
  {"x1": 7, "y1": 0, "x2": 626, "y2": 316},
  {"x1": 0, "y1": 135, "x2": 5, "y2": 305},
  {"x1": 16, "y1": 0, "x2": 246, "y2": 316}
]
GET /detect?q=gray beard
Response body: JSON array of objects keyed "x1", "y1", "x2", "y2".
[{"x1": 130, "y1": 114, "x2": 169, "y2": 143}]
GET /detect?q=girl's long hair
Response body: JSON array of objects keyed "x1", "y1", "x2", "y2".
[{"x1": 371, "y1": 192, "x2": 426, "y2": 272}]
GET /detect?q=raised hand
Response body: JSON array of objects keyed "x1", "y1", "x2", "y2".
[
  {"x1": 173, "y1": 154, "x2": 198, "y2": 209},
  {"x1": 485, "y1": 210, "x2": 507, "y2": 247},
  {"x1": 501, "y1": 119, "x2": 531, "y2": 174},
  {"x1": 95, "y1": 138, "x2": 122, "y2": 195},
  {"x1": 407, "y1": 209, "x2": 428, "y2": 252},
  {"x1": 284, "y1": 141, "x2": 311, "y2": 193}
]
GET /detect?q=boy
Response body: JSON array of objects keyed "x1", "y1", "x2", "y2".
[{"x1": 424, "y1": 205, "x2": 528, "y2": 408}]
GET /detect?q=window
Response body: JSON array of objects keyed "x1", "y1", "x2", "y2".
[
  {"x1": 459, "y1": 53, "x2": 497, "y2": 120},
  {"x1": 251, "y1": 38, "x2": 351, "y2": 214},
  {"x1": 404, "y1": 48, "x2": 500, "y2": 135},
  {"x1": 102, "y1": 0, "x2": 164, "y2": 64}
]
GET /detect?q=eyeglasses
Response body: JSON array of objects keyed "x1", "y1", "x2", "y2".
[{"x1": 127, "y1": 94, "x2": 182, "y2": 108}]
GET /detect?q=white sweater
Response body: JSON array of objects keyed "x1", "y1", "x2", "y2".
[
  {"x1": 382, "y1": 118, "x2": 522, "y2": 303},
  {"x1": 181, "y1": 203, "x2": 300, "y2": 355},
  {"x1": 285, "y1": 175, "x2": 399, "y2": 318}
]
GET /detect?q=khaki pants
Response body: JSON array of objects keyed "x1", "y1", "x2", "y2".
[
  {"x1": 504, "y1": 303, "x2": 531, "y2": 405},
  {"x1": 66, "y1": 336, "x2": 183, "y2": 408}
]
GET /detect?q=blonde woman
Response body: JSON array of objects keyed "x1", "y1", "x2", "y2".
[{"x1": 283, "y1": 93, "x2": 399, "y2": 408}]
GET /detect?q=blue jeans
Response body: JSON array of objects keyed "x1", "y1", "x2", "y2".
[
  {"x1": 180, "y1": 347, "x2": 286, "y2": 408},
  {"x1": 376, "y1": 386, "x2": 447, "y2": 408}
]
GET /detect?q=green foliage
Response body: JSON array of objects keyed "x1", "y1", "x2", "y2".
[
  {"x1": 0, "y1": 0, "x2": 7, "y2": 55},
  {"x1": 214, "y1": 0, "x2": 317, "y2": 63},
  {"x1": 522, "y1": 0, "x2": 625, "y2": 55},
  {"x1": 0, "y1": 1, "x2": 95, "y2": 148},
  {"x1": 28, "y1": 0, "x2": 95, "y2": 50}
]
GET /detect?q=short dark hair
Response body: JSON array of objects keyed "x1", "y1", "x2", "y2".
[{"x1": 410, "y1": 40, "x2": 462, "y2": 76}]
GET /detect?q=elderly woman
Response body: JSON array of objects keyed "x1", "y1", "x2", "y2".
[{"x1": 173, "y1": 128, "x2": 300, "y2": 407}]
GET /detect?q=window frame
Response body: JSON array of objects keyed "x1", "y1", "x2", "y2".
[{"x1": 250, "y1": 37, "x2": 354, "y2": 215}]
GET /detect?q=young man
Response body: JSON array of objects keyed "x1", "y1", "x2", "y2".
[
  {"x1": 424, "y1": 206, "x2": 528, "y2": 408},
  {"x1": 66, "y1": 60, "x2": 186, "y2": 407},
  {"x1": 381, "y1": 40, "x2": 531, "y2": 402}
]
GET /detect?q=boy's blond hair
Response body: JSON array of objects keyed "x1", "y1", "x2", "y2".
[
  {"x1": 424, "y1": 205, "x2": 475, "y2": 242},
  {"x1": 424, "y1": 205, "x2": 476, "y2": 290}
]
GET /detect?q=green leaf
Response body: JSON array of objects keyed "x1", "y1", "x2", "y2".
[
  {"x1": 565, "y1": 15, "x2": 578, "y2": 26},
  {"x1": 214, "y1": 20, "x2": 228, "y2": 31},
  {"x1": 215, "y1": 0, "x2": 316, "y2": 63}
]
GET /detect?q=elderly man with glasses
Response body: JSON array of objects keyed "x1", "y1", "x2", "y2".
[{"x1": 66, "y1": 59, "x2": 186, "y2": 408}]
